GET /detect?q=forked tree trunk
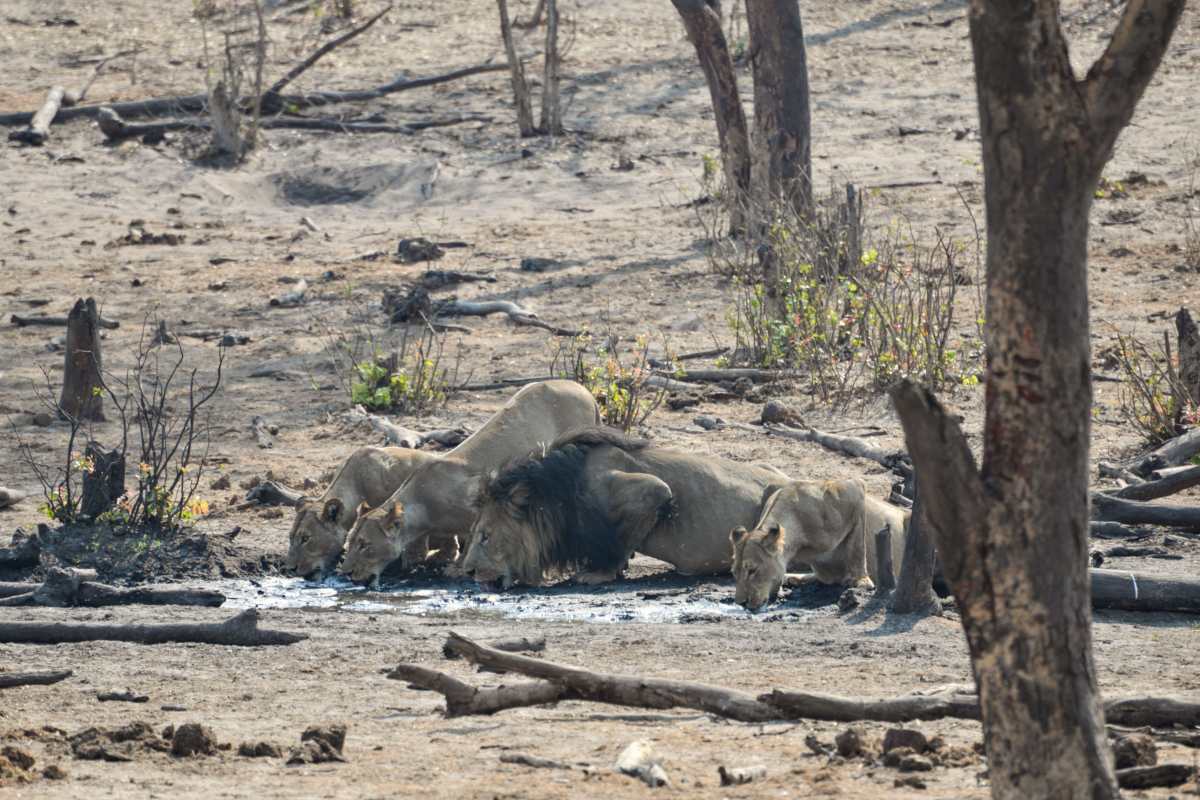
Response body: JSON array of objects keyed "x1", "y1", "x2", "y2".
[
  {"x1": 670, "y1": 0, "x2": 751, "y2": 234},
  {"x1": 743, "y1": 0, "x2": 812, "y2": 217},
  {"x1": 890, "y1": 2, "x2": 1186, "y2": 798},
  {"x1": 539, "y1": 0, "x2": 562, "y2": 135},
  {"x1": 59, "y1": 297, "x2": 105, "y2": 421},
  {"x1": 497, "y1": 0, "x2": 536, "y2": 137}
]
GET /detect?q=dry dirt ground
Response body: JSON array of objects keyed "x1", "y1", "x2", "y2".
[{"x1": 2, "y1": 0, "x2": 1200, "y2": 797}]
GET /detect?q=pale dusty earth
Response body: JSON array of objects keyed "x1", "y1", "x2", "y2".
[{"x1": 2, "y1": 0, "x2": 1200, "y2": 797}]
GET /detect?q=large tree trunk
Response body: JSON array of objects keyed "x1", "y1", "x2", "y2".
[
  {"x1": 743, "y1": 0, "x2": 812, "y2": 217},
  {"x1": 59, "y1": 297, "x2": 105, "y2": 421},
  {"x1": 890, "y1": 2, "x2": 1185, "y2": 799},
  {"x1": 670, "y1": 0, "x2": 751, "y2": 234}
]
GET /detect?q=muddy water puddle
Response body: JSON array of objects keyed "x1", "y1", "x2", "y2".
[{"x1": 215, "y1": 573, "x2": 840, "y2": 624}]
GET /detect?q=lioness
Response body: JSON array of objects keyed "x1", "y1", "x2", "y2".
[
  {"x1": 338, "y1": 380, "x2": 600, "y2": 586},
  {"x1": 285, "y1": 447, "x2": 438, "y2": 580},
  {"x1": 731, "y1": 479, "x2": 909, "y2": 611},
  {"x1": 462, "y1": 428, "x2": 790, "y2": 589}
]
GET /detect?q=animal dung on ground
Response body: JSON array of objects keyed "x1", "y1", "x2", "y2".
[
  {"x1": 882, "y1": 728, "x2": 928, "y2": 754},
  {"x1": 237, "y1": 741, "x2": 283, "y2": 758},
  {"x1": 170, "y1": 723, "x2": 219, "y2": 757},
  {"x1": 288, "y1": 724, "x2": 348, "y2": 764},
  {"x1": 835, "y1": 727, "x2": 866, "y2": 758}
]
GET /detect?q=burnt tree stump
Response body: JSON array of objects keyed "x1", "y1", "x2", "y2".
[
  {"x1": 889, "y1": 475, "x2": 939, "y2": 615},
  {"x1": 59, "y1": 298, "x2": 105, "y2": 421},
  {"x1": 1176, "y1": 307, "x2": 1200, "y2": 408},
  {"x1": 81, "y1": 442, "x2": 125, "y2": 519}
]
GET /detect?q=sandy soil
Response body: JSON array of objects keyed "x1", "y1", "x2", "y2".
[{"x1": 2, "y1": 0, "x2": 1200, "y2": 796}]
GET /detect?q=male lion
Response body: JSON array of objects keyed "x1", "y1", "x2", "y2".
[
  {"x1": 462, "y1": 428, "x2": 790, "y2": 589},
  {"x1": 285, "y1": 447, "x2": 438, "y2": 580},
  {"x1": 339, "y1": 380, "x2": 600, "y2": 587},
  {"x1": 730, "y1": 479, "x2": 909, "y2": 611}
]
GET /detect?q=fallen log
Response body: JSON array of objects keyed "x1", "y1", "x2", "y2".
[
  {"x1": 1127, "y1": 428, "x2": 1200, "y2": 477},
  {"x1": 1090, "y1": 521, "x2": 1144, "y2": 539},
  {"x1": 0, "y1": 608, "x2": 306, "y2": 646},
  {"x1": 1091, "y1": 493, "x2": 1200, "y2": 530},
  {"x1": 433, "y1": 299, "x2": 579, "y2": 337},
  {"x1": 501, "y1": 752, "x2": 571, "y2": 770},
  {"x1": 11, "y1": 312, "x2": 119, "y2": 329},
  {"x1": 346, "y1": 405, "x2": 467, "y2": 449},
  {"x1": 0, "y1": 669, "x2": 73, "y2": 689},
  {"x1": 396, "y1": 634, "x2": 1200, "y2": 728},
  {"x1": 648, "y1": 346, "x2": 728, "y2": 369},
  {"x1": 97, "y1": 108, "x2": 488, "y2": 141},
  {"x1": 1116, "y1": 763, "x2": 1195, "y2": 790},
  {"x1": 75, "y1": 583, "x2": 226, "y2": 608},
  {"x1": 1110, "y1": 464, "x2": 1200, "y2": 502},
  {"x1": 664, "y1": 368, "x2": 800, "y2": 384},
  {"x1": 0, "y1": 61, "x2": 512, "y2": 126},
  {"x1": 761, "y1": 424, "x2": 911, "y2": 474},
  {"x1": 1090, "y1": 569, "x2": 1200, "y2": 614},
  {"x1": 7, "y1": 86, "x2": 65, "y2": 145},
  {"x1": 443, "y1": 635, "x2": 546, "y2": 660},
  {"x1": 0, "y1": 583, "x2": 34, "y2": 598},
  {"x1": 0, "y1": 487, "x2": 26, "y2": 509},
  {"x1": 455, "y1": 376, "x2": 557, "y2": 391}
]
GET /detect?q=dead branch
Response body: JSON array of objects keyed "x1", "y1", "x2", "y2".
[
  {"x1": 0, "y1": 669, "x2": 73, "y2": 689},
  {"x1": 434, "y1": 299, "x2": 580, "y2": 337},
  {"x1": 7, "y1": 86, "x2": 65, "y2": 146},
  {"x1": 497, "y1": 0, "x2": 536, "y2": 136},
  {"x1": 11, "y1": 312, "x2": 118, "y2": 329},
  {"x1": 98, "y1": 108, "x2": 487, "y2": 141},
  {"x1": 666, "y1": 368, "x2": 799, "y2": 384},
  {"x1": 0, "y1": 608, "x2": 306, "y2": 646},
  {"x1": 251, "y1": 416, "x2": 275, "y2": 449},
  {"x1": 763, "y1": 424, "x2": 910, "y2": 473},
  {"x1": 501, "y1": 752, "x2": 571, "y2": 770},
  {"x1": 396, "y1": 634, "x2": 1200, "y2": 729},
  {"x1": 0, "y1": 61, "x2": 511, "y2": 126},
  {"x1": 1091, "y1": 493, "x2": 1200, "y2": 530},
  {"x1": 455, "y1": 375, "x2": 556, "y2": 391},
  {"x1": 648, "y1": 347, "x2": 728, "y2": 369},
  {"x1": 443, "y1": 635, "x2": 546, "y2": 660},
  {"x1": 514, "y1": 0, "x2": 547, "y2": 29},
  {"x1": 1109, "y1": 464, "x2": 1200, "y2": 501},
  {"x1": 265, "y1": 5, "x2": 393, "y2": 98},
  {"x1": 346, "y1": 405, "x2": 467, "y2": 449},
  {"x1": 1091, "y1": 568, "x2": 1200, "y2": 614},
  {"x1": 0, "y1": 568, "x2": 225, "y2": 608},
  {"x1": 1090, "y1": 521, "x2": 1144, "y2": 539}
]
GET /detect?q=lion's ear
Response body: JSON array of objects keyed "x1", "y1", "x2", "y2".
[
  {"x1": 730, "y1": 526, "x2": 748, "y2": 547},
  {"x1": 508, "y1": 482, "x2": 531, "y2": 510},
  {"x1": 323, "y1": 498, "x2": 344, "y2": 522},
  {"x1": 385, "y1": 502, "x2": 404, "y2": 526},
  {"x1": 355, "y1": 501, "x2": 372, "y2": 519},
  {"x1": 765, "y1": 524, "x2": 786, "y2": 553}
]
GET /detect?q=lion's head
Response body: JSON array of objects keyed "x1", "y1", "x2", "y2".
[
  {"x1": 340, "y1": 501, "x2": 404, "y2": 587},
  {"x1": 730, "y1": 523, "x2": 787, "y2": 611},
  {"x1": 462, "y1": 482, "x2": 546, "y2": 590},
  {"x1": 285, "y1": 498, "x2": 347, "y2": 580}
]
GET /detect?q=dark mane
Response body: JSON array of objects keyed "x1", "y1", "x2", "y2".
[{"x1": 479, "y1": 426, "x2": 645, "y2": 574}]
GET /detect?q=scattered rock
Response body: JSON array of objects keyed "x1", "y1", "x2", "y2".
[
  {"x1": 171, "y1": 723, "x2": 218, "y2": 757},
  {"x1": 396, "y1": 237, "x2": 444, "y2": 263},
  {"x1": 288, "y1": 724, "x2": 347, "y2": 764},
  {"x1": 883, "y1": 728, "x2": 928, "y2": 755},
  {"x1": 615, "y1": 740, "x2": 669, "y2": 788},
  {"x1": 898, "y1": 755, "x2": 934, "y2": 773},
  {"x1": 761, "y1": 400, "x2": 805, "y2": 427},
  {"x1": 210, "y1": 474, "x2": 231, "y2": 490},
  {"x1": 32, "y1": 412, "x2": 52, "y2": 427},
  {"x1": 1, "y1": 746, "x2": 35, "y2": 771},
  {"x1": 837, "y1": 585, "x2": 872, "y2": 612},
  {"x1": 693, "y1": 414, "x2": 725, "y2": 431},
  {"x1": 894, "y1": 775, "x2": 927, "y2": 789},
  {"x1": 238, "y1": 741, "x2": 283, "y2": 758},
  {"x1": 835, "y1": 727, "x2": 866, "y2": 758},
  {"x1": 0, "y1": 746, "x2": 35, "y2": 784},
  {"x1": 520, "y1": 256, "x2": 561, "y2": 273},
  {"x1": 882, "y1": 746, "x2": 916, "y2": 768},
  {"x1": 1113, "y1": 733, "x2": 1156, "y2": 769},
  {"x1": 42, "y1": 764, "x2": 67, "y2": 780},
  {"x1": 718, "y1": 764, "x2": 766, "y2": 785}
]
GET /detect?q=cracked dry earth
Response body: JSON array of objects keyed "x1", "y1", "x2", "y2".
[{"x1": 2, "y1": 0, "x2": 1200, "y2": 797}]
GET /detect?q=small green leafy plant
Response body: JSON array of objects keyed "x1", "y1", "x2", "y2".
[
  {"x1": 550, "y1": 332, "x2": 669, "y2": 432},
  {"x1": 1113, "y1": 330, "x2": 1199, "y2": 445}
]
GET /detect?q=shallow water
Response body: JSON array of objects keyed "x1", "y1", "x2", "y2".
[{"x1": 215, "y1": 573, "x2": 840, "y2": 624}]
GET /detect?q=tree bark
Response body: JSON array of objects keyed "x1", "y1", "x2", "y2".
[
  {"x1": 670, "y1": 0, "x2": 751, "y2": 233},
  {"x1": 889, "y1": 3, "x2": 1185, "y2": 797},
  {"x1": 497, "y1": 0, "x2": 537, "y2": 136},
  {"x1": 743, "y1": 0, "x2": 813, "y2": 216},
  {"x1": 539, "y1": 0, "x2": 562, "y2": 135},
  {"x1": 0, "y1": 608, "x2": 305, "y2": 646},
  {"x1": 889, "y1": 476, "x2": 939, "y2": 615},
  {"x1": 59, "y1": 298, "x2": 105, "y2": 421}
]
